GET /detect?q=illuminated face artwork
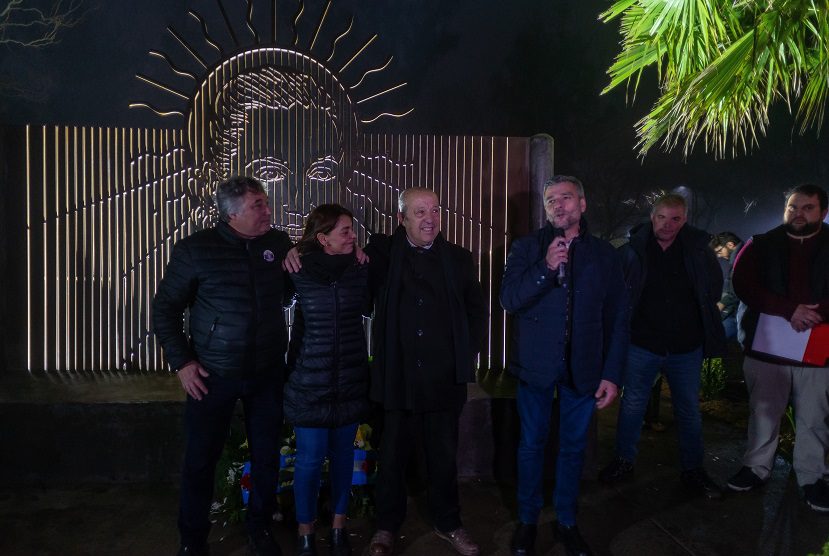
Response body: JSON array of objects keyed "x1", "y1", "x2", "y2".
[
  {"x1": 22, "y1": 0, "x2": 527, "y2": 374},
  {"x1": 188, "y1": 51, "x2": 359, "y2": 240}
]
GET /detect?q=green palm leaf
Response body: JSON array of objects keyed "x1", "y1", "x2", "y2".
[{"x1": 602, "y1": 0, "x2": 829, "y2": 157}]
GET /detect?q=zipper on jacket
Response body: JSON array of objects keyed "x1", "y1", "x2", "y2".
[
  {"x1": 206, "y1": 317, "x2": 219, "y2": 347},
  {"x1": 332, "y1": 281, "x2": 340, "y2": 411}
]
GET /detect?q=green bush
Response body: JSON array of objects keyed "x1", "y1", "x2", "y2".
[
  {"x1": 808, "y1": 540, "x2": 829, "y2": 556},
  {"x1": 700, "y1": 358, "x2": 726, "y2": 400}
]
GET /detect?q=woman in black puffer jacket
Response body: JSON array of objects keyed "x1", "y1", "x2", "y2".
[{"x1": 284, "y1": 204, "x2": 370, "y2": 556}]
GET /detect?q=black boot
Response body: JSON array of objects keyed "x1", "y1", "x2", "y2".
[
  {"x1": 296, "y1": 533, "x2": 316, "y2": 556},
  {"x1": 510, "y1": 522, "x2": 536, "y2": 556},
  {"x1": 328, "y1": 528, "x2": 352, "y2": 556},
  {"x1": 553, "y1": 522, "x2": 593, "y2": 556}
]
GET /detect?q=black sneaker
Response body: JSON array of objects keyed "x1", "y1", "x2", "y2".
[
  {"x1": 726, "y1": 466, "x2": 765, "y2": 492},
  {"x1": 553, "y1": 522, "x2": 593, "y2": 556},
  {"x1": 803, "y1": 480, "x2": 829, "y2": 513},
  {"x1": 681, "y1": 468, "x2": 723, "y2": 499},
  {"x1": 598, "y1": 457, "x2": 634, "y2": 484},
  {"x1": 510, "y1": 522, "x2": 537, "y2": 556}
]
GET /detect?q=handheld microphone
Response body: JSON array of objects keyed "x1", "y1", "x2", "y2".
[{"x1": 553, "y1": 227, "x2": 567, "y2": 286}]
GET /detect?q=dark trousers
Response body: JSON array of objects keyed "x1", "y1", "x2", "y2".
[
  {"x1": 375, "y1": 408, "x2": 462, "y2": 533},
  {"x1": 178, "y1": 373, "x2": 282, "y2": 547}
]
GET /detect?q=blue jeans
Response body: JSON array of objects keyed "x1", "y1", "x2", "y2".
[
  {"x1": 293, "y1": 423, "x2": 358, "y2": 524},
  {"x1": 722, "y1": 315, "x2": 737, "y2": 341},
  {"x1": 517, "y1": 381, "x2": 596, "y2": 526},
  {"x1": 616, "y1": 344, "x2": 704, "y2": 470}
]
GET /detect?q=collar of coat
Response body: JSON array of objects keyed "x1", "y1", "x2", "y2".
[{"x1": 216, "y1": 220, "x2": 272, "y2": 245}]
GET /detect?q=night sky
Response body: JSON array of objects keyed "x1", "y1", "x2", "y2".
[{"x1": 1, "y1": 0, "x2": 827, "y2": 240}]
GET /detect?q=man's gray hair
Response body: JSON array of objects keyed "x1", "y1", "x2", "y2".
[
  {"x1": 398, "y1": 186, "x2": 439, "y2": 214},
  {"x1": 543, "y1": 175, "x2": 584, "y2": 198},
  {"x1": 215, "y1": 176, "x2": 267, "y2": 222}
]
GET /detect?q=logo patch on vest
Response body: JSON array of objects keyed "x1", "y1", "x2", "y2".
[{"x1": 263, "y1": 250, "x2": 275, "y2": 263}]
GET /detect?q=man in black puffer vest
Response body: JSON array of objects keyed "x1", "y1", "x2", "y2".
[
  {"x1": 153, "y1": 176, "x2": 292, "y2": 556},
  {"x1": 365, "y1": 187, "x2": 486, "y2": 556},
  {"x1": 726, "y1": 184, "x2": 829, "y2": 513}
]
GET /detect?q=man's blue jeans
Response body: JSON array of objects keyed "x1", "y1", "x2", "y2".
[
  {"x1": 616, "y1": 344, "x2": 704, "y2": 470},
  {"x1": 293, "y1": 423, "x2": 358, "y2": 524},
  {"x1": 517, "y1": 381, "x2": 596, "y2": 526}
]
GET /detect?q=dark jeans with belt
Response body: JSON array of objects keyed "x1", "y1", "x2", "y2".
[
  {"x1": 178, "y1": 372, "x2": 282, "y2": 547},
  {"x1": 375, "y1": 408, "x2": 463, "y2": 534}
]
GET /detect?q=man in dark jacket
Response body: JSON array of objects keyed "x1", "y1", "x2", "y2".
[
  {"x1": 153, "y1": 176, "x2": 292, "y2": 556},
  {"x1": 501, "y1": 175, "x2": 628, "y2": 556},
  {"x1": 725, "y1": 184, "x2": 829, "y2": 512},
  {"x1": 365, "y1": 187, "x2": 486, "y2": 556},
  {"x1": 599, "y1": 194, "x2": 725, "y2": 498},
  {"x1": 710, "y1": 232, "x2": 743, "y2": 340}
]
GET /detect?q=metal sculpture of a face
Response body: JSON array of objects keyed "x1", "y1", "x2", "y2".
[{"x1": 188, "y1": 49, "x2": 359, "y2": 239}]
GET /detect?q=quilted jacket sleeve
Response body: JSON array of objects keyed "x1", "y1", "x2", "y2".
[{"x1": 152, "y1": 240, "x2": 198, "y2": 371}]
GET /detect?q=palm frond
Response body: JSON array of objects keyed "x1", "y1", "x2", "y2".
[{"x1": 602, "y1": 0, "x2": 829, "y2": 157}]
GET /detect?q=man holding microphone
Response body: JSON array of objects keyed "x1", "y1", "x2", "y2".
[{"x1": 501, "y1": 175, "x2": 629, "y2": 556}]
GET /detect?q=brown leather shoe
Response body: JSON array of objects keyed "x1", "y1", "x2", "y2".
[
  {"x1": 434, "y1": 527, "x2": 480, "y2": 556},
  {"x1": 368, "y1": 530, "x2": 394, "y2": 556}
]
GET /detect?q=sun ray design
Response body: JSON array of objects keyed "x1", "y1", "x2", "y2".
[
  {"x1": 309, "y1": 0, "x2": 332, "y2": 51},
  {"x1": 245, "y1": 0, "x2": 259, "y2": 44},
  {"x1": 188, "y1": 11, "x2": 223, "y2": 56},
  {"x1": 292, "y1": 0, "x2": 305, "y2": 46},
  {"x1": 126, "y1": 102, "x2": 185, "y2": 118},
  {"x1": 351, "y1": 55, "x2": 392, "y2": 90},
  {"x1": 166, "y1": 27, "x2": 207, "y2": 69},
  {"x1": 356, "y1": 82, "x2": 407, "y2": 104},
  {"x1": 148, "y1": 50, "x2": 198, "y2": 81},
  {"x1": 135, "y1": 74, "x2": 189, "y2": 100},
  {"x1": 215, "y1": 0, "x2": 238, "y2": 48},
  {"x1": 326, "y1": 15, "x2": 353, "y2": 63},
  {"x1": 359, "y1": 108, "x2": 415, "y2": 124},
  {"x1": 339, "y1": 34, "x2": 377, "y2": 73}
]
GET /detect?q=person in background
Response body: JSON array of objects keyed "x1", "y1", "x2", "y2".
[
  {"x1": 726, "y1": 184, "x2": 829, "y2": 512},
  {"x1": 153, "y1": 176, "x2": 291, "y2": 556},
  {"x1": 709, "y1": 232, "x2": 744, "y2": 341},
  {"x1": 600, "y1": 194, "x2": 726, "y2": 500},
  {"x1": 284, "y1": 204, "x2": 371, "y2": 556}
]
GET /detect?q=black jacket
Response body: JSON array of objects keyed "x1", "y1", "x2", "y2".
[
  {"x1": 620, "y1": 223, "x2": 726, "y2": 358},
  {"x1": 365, "y1": 226, "x2": 486, "y2": 408},
  {"x1": 152, "y1": 221, "x2": 293, "y2": 378},
  {"x1": 284, "y1": 252, "x2": 371, "y2": 427}
]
